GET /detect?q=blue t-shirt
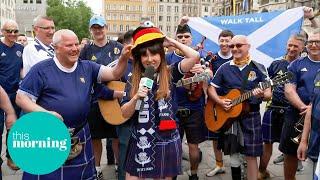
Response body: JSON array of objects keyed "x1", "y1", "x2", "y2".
[
  {"x1": 211, "y1": 60, "x2": 267, "y2": 105},
  {"x1": 80, "y1": 41, "x2": 123, "y2": 102},
  {"x1": 166, "y1": 51, "x2": 205, "y2": 110},
  {"x1": 0, "y1": 41, "x2": 23, "y2": 95},
  {"x1": 210, "y1": 52, "x2": 233, "y2": 75},
  {"x1": 267, "y1": 58, "x2": 290, "y2": 106},
  {"x1": 19, "y1": 58, "x2": 101, "y2": 128},
  {"x1": 287, "y1": 56, "x2": 320, "y2": 105}
]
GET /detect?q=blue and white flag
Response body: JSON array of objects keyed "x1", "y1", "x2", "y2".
[{"x1": 188, "y1": 7, "x2": 304, "y2": 67}]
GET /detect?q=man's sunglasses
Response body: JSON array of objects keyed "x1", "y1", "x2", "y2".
[
  {"x1": 36, "y1": 26, "x2": 55, "y2": 30},
  {"x1": 3, "y1": 29, "x2": 19, "y2": 34},
  {"x1": 228, "y1": 43, "x2": 247, "y2": 49},
  {"x1": 177, "y1": 35, "x2": 191, "y2": 39}
]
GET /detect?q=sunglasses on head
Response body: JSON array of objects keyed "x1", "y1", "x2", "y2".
[
  {"x1": 229, "y1": 43, "x2": 247, "y2": 49},
  {"x1": 3, "y1": 29, "x2": 19, "y2": 34},
  {"x1": 177, "y1": 35, "x2": 191, "y2": 39}
]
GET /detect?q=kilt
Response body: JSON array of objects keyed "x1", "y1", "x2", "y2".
[
  {"x1": 22, "y1": 124, "x2": 96, "y2": 180},
  {"x1": 205, "y1": 130, "x2": 221, "y2": 141},
  {"x1": 279, "y1": 108, "x2": 300, "y2": 156},
  {"x1": 125, "y1": 129, "x2": 182, "y2": 178},
  {"x1": 178, "y1": 110, "x2": 206, "y2": 144},
  {"x1": 240, "y1": 112, "x2": 263, "y2": 157},
  {"x1": 261, "y1": 108, "x2": 285, "y2": 143}
]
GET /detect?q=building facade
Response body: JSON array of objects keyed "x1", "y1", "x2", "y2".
[
  {"x1": 15, "y1": 0, "x2": 47, "y2": 36},
  {"x1": 0, "y1": 0, "x2": 16, "y2": 30}
]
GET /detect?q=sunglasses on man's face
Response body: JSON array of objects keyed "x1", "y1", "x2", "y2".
[
  {"x1": 3, "y1": 29, "x2": 19, "y2": 34},
  {"x1": 229, "y1": 43, "x2": 247, "y2": 49},
  {"x1": 177, "y1": 35, "x2": 191, "y2": 39},
  {"x1": 306, "y1": 40, "x2": 320, "y2": 47}
]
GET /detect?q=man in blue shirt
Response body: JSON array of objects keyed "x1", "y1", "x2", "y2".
[
  {"x1": 258, "y1": 33, "x2": 306, "y2": 179},
  {"x1": 0, "y1": 19, "x2": 23, "y2": 171},
  {"x1": 166, "y1": 23, "x2": 209, "y2": 180},
  {"x1": 208, "y1": 35, "x2": 271, "y2": 180},
  {"x1": 79, "y1": 15, "x2": 124, "y2": 179},
  {"x1": 282, "y1": 30, "x2": 320, "y2": 180},
  {"x1": 16, "y1": 29, "x2": 130, "y2": 180},
  {"x1": 206, "y1": 29, "x2": 234, "y2": 177}
]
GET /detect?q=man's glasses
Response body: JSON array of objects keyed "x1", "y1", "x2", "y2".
[
  {"x1": 229, "y1": 43, "x2": 247, "y2": 49},
  {"x1": 177, "y1": 35, "x2": 191, "y2": 39},
  {"x1": 3, "y1": 29, "x2": 19, "y2": 34},
  {"x1": 36, "y1": 26, "x2": 55, "y2": 30},
  {"x1": 306, "y1": 40, "x2": 320, "y2": 47}
]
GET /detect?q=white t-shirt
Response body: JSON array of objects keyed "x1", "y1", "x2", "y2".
[{"x1": 22, "y1": 38, "x2": 54, "y2": 77}]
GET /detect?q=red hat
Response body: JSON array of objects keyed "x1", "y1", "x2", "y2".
[{"x1": 132, "y1": 27, "x2": 165, "y2": 50}]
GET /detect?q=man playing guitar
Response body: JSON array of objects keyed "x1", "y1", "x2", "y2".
[{"x1": 207, "y1": 35, "x2": 271, "y2": 180}]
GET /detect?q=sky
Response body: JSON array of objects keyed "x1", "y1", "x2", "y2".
[{"x1": 85, "y1": 0, "x2": 102, "y2": 15}]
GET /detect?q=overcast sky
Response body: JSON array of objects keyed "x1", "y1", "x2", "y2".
[{"x1": 85, "y1": 0, "x2": 102, "y2": 15}]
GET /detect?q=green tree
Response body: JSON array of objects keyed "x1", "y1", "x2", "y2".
[{"x1": 46, "y1": 0, "x2": 92, "y2": 40}]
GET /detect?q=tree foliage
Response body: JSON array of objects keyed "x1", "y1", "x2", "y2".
[{"x1": 46, "y1": 0, "x2": 92, "y2": 40}]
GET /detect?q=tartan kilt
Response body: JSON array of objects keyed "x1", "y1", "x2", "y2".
[
  {"x1": 205, "y1": 129, "x2": 221, "y2": 140},
  {"x1": 279, "y1": 108, "x2": 300, "y2": 156},
  {"x1": 23, "y1": 124, "x2": 96, "y2": 180},
  {"x1": 262, "y1": 108, "x2": 285, "y2": 143},
  {"x1": 240, "y1": 112, "x2": 263, "y2": 157},
  {"x1": 125, "y1": 129, "x2": 182, "y2": 178}
]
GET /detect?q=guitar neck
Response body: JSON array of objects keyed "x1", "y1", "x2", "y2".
[{"x1": 231, "y1": 81, "x2": 271, "y2": 106}]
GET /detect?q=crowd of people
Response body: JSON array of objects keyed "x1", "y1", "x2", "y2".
[{"x1": 0, "y1": 6, "x2": 319, "y2": 180}]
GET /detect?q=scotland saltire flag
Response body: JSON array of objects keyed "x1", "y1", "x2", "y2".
[{"x1": 188, "y1": 7, "x2": 304, "y2": 67}]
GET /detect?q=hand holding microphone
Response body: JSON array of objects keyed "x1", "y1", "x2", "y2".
[{"x1": 135, "y1": 66, "x2": 155, "y2": 111}]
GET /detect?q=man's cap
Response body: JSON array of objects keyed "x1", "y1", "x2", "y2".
[
  {"x1": 89, "y1": 15, "x2": 106, "y2": 27},
  {"x1": 176, "y1": 24, "x2": 191, "y2": 35},
  {"x1": 132, "y1": 26, "x2": 165, "y2": 50}
]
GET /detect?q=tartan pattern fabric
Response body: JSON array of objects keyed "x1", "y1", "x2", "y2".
[
  {"x1": 240, "y1": 112, "x2": 263, "y2": 157},
  {"x1": 22, "y1": 124, "x2": 96, "y2": 180},
  {"x1": 262, "y1": 109, "x2": 285, "y2": 143}
]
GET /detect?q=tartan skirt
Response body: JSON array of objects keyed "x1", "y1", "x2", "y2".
[
  {"x1": 22, "y1": 124, "x2": 96, "y2": 180},
  {"x1": 125, "y1": 129, "x2": 182, "y2": 178},
  {"x1": 262, "y1": 108, "x2": 285, "y2": 143},
  {"x1": 240, "y1": 112, "x2": 263, "y2": 157}
]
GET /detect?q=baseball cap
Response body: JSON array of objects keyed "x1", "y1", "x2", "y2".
[{"x1": 89, "y1": 15, "x2": 106, "y2": 27}]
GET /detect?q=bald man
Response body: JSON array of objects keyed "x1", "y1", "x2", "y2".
[
  {"x1": 207, "y1": 35, "x2": 271, "y2": 180},
  {"x1": 16, "y1": 29, "x2": 130, "y2": 179},
  {"x1": 0, "y1": 20, "x2": 23, "y2": 170}
]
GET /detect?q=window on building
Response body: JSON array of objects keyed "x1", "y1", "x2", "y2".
[
  {"x1": 204, "y1": 6, "x2": 208, "y2": 12},
  {"x1": 167, "y1": 16, "x2": 171, "y2": 22},
  {"x1": 167, "y1": 6, "x2": 171, "y2": 12},
  {"x1": 23, "y1": 0, "x2": 28, "y2": 3},
  {"x1": 126, "y1": 25, "x2": 129, "y2": 31},
  {"x1": 174, "y1": 6, "x2": 179, "y2": 13},
  {"x1": 36, "y1": 0, "x2": 41, "y2": 3},
  {"x1": 159, "y1": 5, "x2": 163, "y2": 12},
  {"x1": 166, "y1": 26, "x2": 171, "y2": 32},
  {"x1": 30, "y1": 0, "x2": 33, "y2": 3},
  {"x1": 113, "y1": 24, "x2": 117, "y2": 32},
  {"x1": 126, "y1": 5, "x2": 129, "y2": 11},
  {"x1": 159, "y1": 16, "x2": 163, "y2": 21},
  {"x1": 176, "y1": 0, "x2": 179, "y2": 2},
  {"x1": 120, "y1": 25, "x2": 123, "y2": 32},
  {"x1": 159, "y1": 25, "x2": 163, "y2": 30},
  {"x1": 174, "y1": 16, "x2": 179, "y2": 22}
]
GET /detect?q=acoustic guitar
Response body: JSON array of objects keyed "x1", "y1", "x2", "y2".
[
  {"x1": 205, "y1": 72, "x2": 293, "y2": 132},
  {"x1": 98, "y1": 81, "x2": 128, "y2": 125}
]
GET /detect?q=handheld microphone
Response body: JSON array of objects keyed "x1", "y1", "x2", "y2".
[{"x1": 135, "y1": 66, "x2": 155, "y2": 111}]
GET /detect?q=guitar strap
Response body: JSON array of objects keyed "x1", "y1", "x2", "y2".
[{"x1": 240, "y1": 62, "x2": 253, "y2": 93}]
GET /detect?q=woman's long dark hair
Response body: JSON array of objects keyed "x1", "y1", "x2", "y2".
[{"x1": 131, "y1": 39, "x2": 171, "y2": 100}]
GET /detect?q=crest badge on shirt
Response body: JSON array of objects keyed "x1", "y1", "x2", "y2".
[
  {"x1": 114, "y1": 47, "x2": 120, "y2": 55},
  {"x1": 248, "y1": 71, "x2": 257, "y2": 81},
  {"x1": 16, "y1": 51, "x2": 22, "y2": 57},
  {"x1": 277, "y1": 70, "x2": 284, "y2": 75},
  {"x1": 80, "y1": 77, "x2": 85, "y2": 83},
  {"x1": 91, "y1": 55, "x2": 97, "y2": 61}
]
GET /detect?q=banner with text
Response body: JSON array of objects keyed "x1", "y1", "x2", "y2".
[{"x1": 188, "y1": 7, "x2": 304, "y2": 68}]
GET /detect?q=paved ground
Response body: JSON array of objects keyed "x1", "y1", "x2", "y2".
[
  {"x1": 2, "y1": 139, "x2": 314, "y2": 180},
  {"x1": 1, "y1": 102, "x2": 315, "y2": 179}
]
